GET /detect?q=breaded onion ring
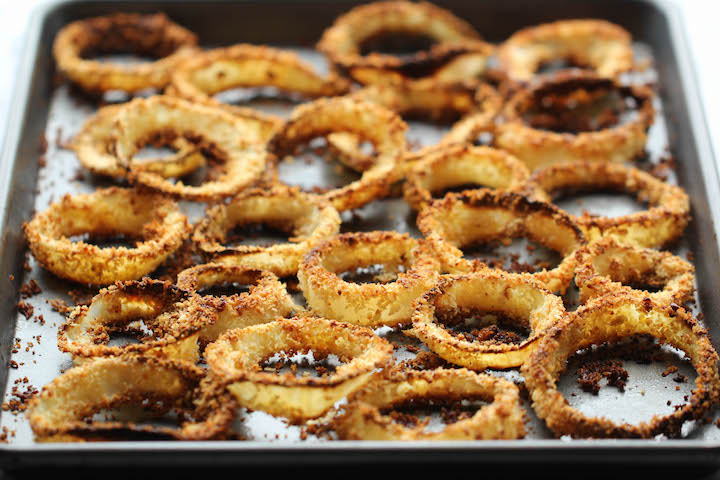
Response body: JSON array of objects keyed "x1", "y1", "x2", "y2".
[
  {"x1": 205, "y1": 316, "x2": 393, "y2": 423},
  {"x1": 27, "y1": 355, "x2": 236, "y2": 441},
  {"x1": 53, "y1": 13, "x2": 197, "y2": 94},
  {"x1": 529, "y1": 161, "x2": 690, "y2": 247},
  {"x1": 73, "y1": 104, "x2": 206, "y2": 179},
  {"x1": 177, "y1": 263, "x2": 298, "y2": 343},
  {"x1": 23, "y1": 187, "x2": 190, "y2": 285},
  {"x1": 522, "y1": 293, "x2": 720, "y2": 438},
  {"x1": 58, "y1": 278, "x2": 214, "y2": 364},
  {"x1": 498, "y1": 19, "x2": 634, "y2": 83},
  {"x1": 192, "y1": 186, "x2": 340, "y2": 277},
  {"x1": 403, "y1": 144, "x2": 532, "y2": 211},
  {"x1": 417, "y1": 190, "x2": 586, "y2": 293},
  {"x1": 335, "y1": 368, "x2": 526, "y2": 440},
  {"x1": 317, "y1": 1, "x2": 483, "y2": 79},
  {"x1": 113, "y1": 95, "x2": 268, "y2": 201},
  {"x1": 167, "y1": 43, "x2": 350, "y2": 136},
  {"x1": 574, "y1": 237, "x2": 695, "y2": 305},
  {"x1": 268, "y1": 97, "x2": 407, "y2": 211},
  {"x1": 407, "y1": 270, "x2": 566, "y2": 370},
  {"x1": 326, "y1": 83, "x2": 503, "y2": 170},
  {"x1": 495, "y1": 71, "x2": 654, "y2": 169},
  {"x1": 298, "y1": 231, "x2": 439, "y2": 327}
]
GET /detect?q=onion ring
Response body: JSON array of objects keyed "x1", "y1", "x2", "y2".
[
  {"x1": 58, "y1": 278, "x2": 214, "y2": 364},
  {"x1": 53, "y1": 13, "x2": 198, "y2": 94},
  {"x1": 27, "y1": 355, "x2": 236, "y2": 441},
  {"x1": 177, "y1": 263, "x2": 298, "y2": 343},
  {"x1": 406, "y1": 270, "x2": 566, "y2": 370},
  {"x1": 522, "y1": 292, "x2": 720, "y2": 438},
  {"x1": 23, "y1": 187, "x2": 190, "y2": 285},
  {"x1": 417, "y1": 190, "x2": 586, "y2": 293},
  {"x1": 298, "y1": 231, "x2": 440, "y2": 327},
  {"x1": 167, "y1": 43, "x2": 350, "y2": 136},
  {"x1": 73, "y1": 104, "x2": 207, "y2": 179},
  {"x1": 205, "y1": 316, "x2": 393, "y2": 423},
  {"x1": 498, "y1": 19, "x2": 634, "y2": 83},
  {"x1": 574, "y1": 237, "x2": 695, "y2": 305},
  {"x1": 112, "y1": 95, "x2": 269, "y2": 201},
  {"x1": 192, "y1": 186, "x2": 341, "y2": 277},
  {"x1": 495, "y1": 71, "x2": 654, "y2": 170},
  {"x1": 403, "y1": 144, "x2": 532, "y2": 212},
  {"x1": 335, "y1": 368, "x2": 526, "y2": 440},
  {"x1": 268, "y1": 97, "x2": 407, "y2": 212},
  {"x1": 528, "y1": 160, "x2": 690, "y2": 247}
]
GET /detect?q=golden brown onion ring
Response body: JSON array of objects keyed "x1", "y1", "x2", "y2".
[
  {"x1": 177, "y1": 263, "x2": 298, "y2": 343},
  {"x1": 529, "y1": 161, "x2": 690, "y2": 247},
  {"x1": 73, "y1": 104, "x2": 206, "y2": 179},
  {"x1": 298, "y1": 231, "x2": 440, "y2": 327},
  {"x1": 403, "y1": 144, "x2": 532, "y2": 211},
  {"x1": 167, "y1": 43, "x2": 350, "y2": 138},
  {"x1": 495, "y1": 71, "x2": 654, "y2": 170},
  {"x1": 522, "y1": 292, "x2": 720, "y2": 438},
  {"x1": 205, "y1": 316, "x2": 393, "y2": 423},
  {"x1": 406, "y1": 270, "x2": 566, "y2": 370},
  {"x1": 498, "y1": 19, "x2": 634, "y2": 83},
  {"x1": 268, "y1": 97, "x2": 407, "y2": 212},
  {"x1": 27, "y1": 355, "x2": 236, "y2": 441},
  {"x1": 58, "y1": 278, "x2": 214, "y2": 364},
  {"x1": 574, "y1": 237, "x2": 695, "y2": 305},
  {"x1": 23, "y1": 187, "x2": 190, "y2": 285},
  {"x1": 112, "y1": 95, "x2": 269, "y2": 201},
  {"x1": 335, "y1": 368, "x2": 526, "y2": 440},
  {"x1": 192, "y1": 186, "x2": 340, "y2": 277},
  {"x1": 53, "y1": 13, "x2": 198, "y2": 94},
  {"x1": 417, "y1": 190, "x2": 586, "y2": 293}
]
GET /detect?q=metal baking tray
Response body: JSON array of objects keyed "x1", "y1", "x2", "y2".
[{"x1": 2, "y1": 0, "x2": 720, "y2": 467}]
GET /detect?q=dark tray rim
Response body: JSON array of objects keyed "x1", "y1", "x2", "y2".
[{"x1": 2, "y1": 0, "x2": 720, "y2": 465}]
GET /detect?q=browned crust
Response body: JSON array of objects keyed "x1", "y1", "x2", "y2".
[
  {"x1": 529, "y1": 160, "x2": 690, "y2": 247},
  {"x1": 298, "y1": 231, "x2": 440, "y2": 327},
  {"x1": 53, "y1": 13, "x2": 198, "y2": 94},
  {"x1": 22, "y1": 187, "x2": 190, "y2": 285},
  {"x1": 416, "y1": 189, "x2": 586, "y2": 293},
  {"x1": 522, "y1": 292, "x2": 720, "y2": 438}
]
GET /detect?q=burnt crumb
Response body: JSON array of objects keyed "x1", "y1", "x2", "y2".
[
  {"x1": 23, "y1": 262, "x2": 32, "y2": 273},
  {"x1": 68, "y1": 286, "x2": 101, "y2": 307},
  {"x1": 8, "y1": 360, "x2": 18, "y2": 369},
  {"x1": 457, "y1": 324, "x2": 524, "y2": 345},
  {"x1": 300, "y1": 420, "x2": 335, "y2": 441},
  {"x1": 16, "y1": 301, "x2": 34, "y2": 319},
  {"x1": 397, "y1": 351, "x2": 451, "y2": 371},
  {"x1": 2, "y1": 381, "x2": 38, "y2": 414},
  {"x1": 19, "y1": 280, "x2": 42, "y2": 299},
  {"x1": 48, "y1": 298, "x2": 72, "y2": 314},
  {"x1": 577, "y1": 360, "x2": 628, "y2": 394},
  {"x1": 686, "y1": 251, "x2": 695, "y2": 262},
  {"x1": 673, "y1": 374, "x2": 688, "y2": 383}
]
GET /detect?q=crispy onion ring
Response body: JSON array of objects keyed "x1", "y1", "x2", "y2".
[
  {"x1": 112, "y1": 95, "x2": 269, "y2": 201},
  {"x1": 23, "y1": 187, "x2": 190, "y2": 285},
  {"x1": 177, "y1": 263, "x2": 298, "y2": 343},
  {"x1": 529, "y1": 161, "x2": 690, "y2": 247},
  {"x1": 268, "y1": 97, "x2": 407, "y2": 212},
  {"x1": 406, "y1": 270, "x2": 566, "y2": 370},
  {"x1": 58, "y1": 278, "x2": 214, "y2": 364},
  {"x1": 27, "y1": 355, "x2": 236, "y2": 441},
  {"x1": 317, "y1": 1, "x2": 482, "y2": 77},
  {"x1": 205, "y1": 316, "x2": 393, "y2": 423},
  {"x1": 53, "y1": 13, "x2": 197, "y2": 94},
  {"x1": 417, "y1": 190, "x2": 586, "y2": 293},
  {"x1": 192, "y1": 186, "x2": 340, "y2": 277},
  {"x1": 574, "y1": 237, "x2": 695, "y2": 305},
  {"x1": 522, "y1": 292, "x2": 720, "y2": 438},
  {"x1": 335, "y1": 368, "x2": 526, "y2": 440},
  {"x1": 498, "y1": 19, "x2": 634, "y2": 83},
  {"x1": 403, "y1": 144, "x2": 532, "y2": 212},
  {"x1": 167, "y1": 43, "x2": 350, "y2": 136},
  {"x1": 495, "y1": 71, "x2": 654, "y2": 170},
  {"x1": 326, "y1": 83, "x2": 502, "y2": 171},
  {"x1": 298, "y1": 231, "x2": 440, "y2": 327},
  {"x1": 73, "y1": 104, "x2": 207, "y2": 179}
]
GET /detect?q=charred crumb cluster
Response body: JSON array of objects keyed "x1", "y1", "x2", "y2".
[{"x1": 6, "y1": 0, "x2": 714, "y2": 445}]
